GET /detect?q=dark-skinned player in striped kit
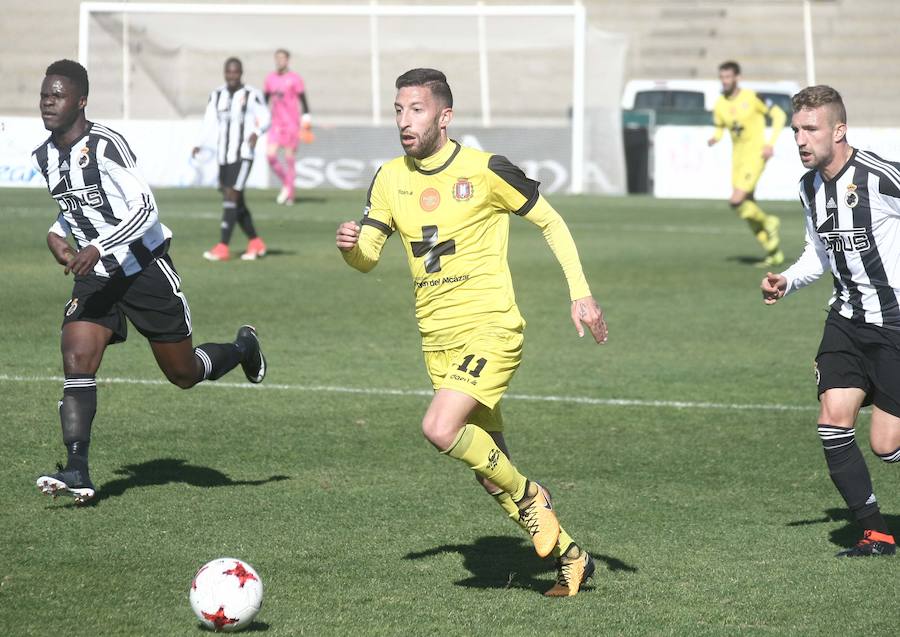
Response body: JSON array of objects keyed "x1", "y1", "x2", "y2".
[{"x1": 34, "y1": 59, "x2": 267, "y2": 504}]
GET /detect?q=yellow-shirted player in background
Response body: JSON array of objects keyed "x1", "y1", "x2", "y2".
[
  {"x1": 336, "y1": 68, "x2": 607, "y2": 597},
  {"x1": 708, "y1": 60, "x2": 787, "y2": 266}
]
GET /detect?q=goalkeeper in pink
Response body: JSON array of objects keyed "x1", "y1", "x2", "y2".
[{"x1": 264, "y1": 48, "x2": 311, "y2": 206}]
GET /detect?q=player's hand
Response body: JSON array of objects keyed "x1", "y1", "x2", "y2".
[
  {"x1": 762, "y1": 144, "x2": 774, "y2": 160},
  {"x1": 707, "y1": 137, "x2": 717, "y2": 147},
  {"x1": 761, "y1": 271, "x2": 787, "y2": 305},
  {"x1": 47, "y1": 232, "x2": 75, "y2": 267},
  {"x1": 65, "y1": 245, "x2": 101, "y2": 276},
  {"x1": 336, "y1": 221, "x2": 361, "y2": 252},
  {"x1": 571, "y1": 296, "x2": 608, "y2": 344},
  {"x1": 248, "y1": 133, "x2": 258, "y2": 150},
  {"x1": 299, "y1": 114, "x2": 315, "y2": 144}
]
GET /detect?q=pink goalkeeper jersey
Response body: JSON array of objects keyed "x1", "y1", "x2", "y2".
[{"x1": 264, "y1": 70, "x2": 305, "y2": 131}]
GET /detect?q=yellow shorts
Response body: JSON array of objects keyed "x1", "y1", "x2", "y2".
[
  {"x1": 732, "y1": 152, "x2": 766, "y2": 193},
  {"x1": 423, "y1": 327, "x2": 524, "y2": 432}
]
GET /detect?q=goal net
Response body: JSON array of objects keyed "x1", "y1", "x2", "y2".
[{"x1": 80, "y1": 2, "x2": 626, "y2": 194}]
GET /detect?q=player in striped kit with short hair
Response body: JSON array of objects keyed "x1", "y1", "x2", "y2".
[
  {"x1": 762, "y1": 85, "x2": 900, "y2": 556},
  {"x1": 34, "y1": 59, "x2": 267, "y2": 504},
  {"x1": 194, "y1": 57, "x2": 270, "y2": 262}
]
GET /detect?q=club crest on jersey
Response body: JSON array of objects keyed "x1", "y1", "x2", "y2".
[
  {"x1": 420, "y1": 187, "x2": 441, "y2": 212},
  {"x1": 77, "y1": 145, "x2": 90, "y2": 168},
  {"x1": 65, "y1": 298, "x2": 79, "y2": 317},
  {"x1": 845, "y1": 183, "x2": 859, "y2": 208},
  {"x1": 453, "y1": 178, "x2": 474, "y2": 201}
]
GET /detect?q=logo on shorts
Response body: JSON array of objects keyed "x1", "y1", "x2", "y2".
[
  {"x1": 845, "y1": 183, "x2": 859, "y2": 208},
  {"x1": 65, "y1": 297, "x2": 79, "y2": 317},
  {"x1": 453, "y1": 178, "x2": 474, "y2": 201},
  {"x1": 487, "y1": 449, "x2": 500, "y2": 470},
  {"x1": 419, "y1": 187, "x2": 441, "y2": 212},
  {"x1": 813, "y1": 361, "x2": 820, "y2": 385}
]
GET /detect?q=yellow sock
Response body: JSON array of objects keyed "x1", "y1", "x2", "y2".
[
  {"x1": 554, "y1": 527, "x2": 575, "y2": 559},
  {"x1": 752, "y1": 224, "x2": 768, "y2": 248},
  {"x1": 492, "y1": 490, "x2": 575, "y2": 559},
  {"x1": 492, "y1": 490, "x2": 528, "y2": 530},
  {"x1": 445, "y1": 425, "x2": 527, "y2": 501},
  {"x1": 737, "y1": 201, "x2": 771, "y2": 249},
  {"x1": 736, "y1": 199, "x2": 767, "y2": 224}
]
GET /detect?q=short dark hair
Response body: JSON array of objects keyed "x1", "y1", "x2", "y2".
[
  {"x1": 46, "y1": 59, "x2": 89, "y2": 97},
  {"x1": 275, "y1": 48, "x2": 290, "y2": 57},
  {"x1": 792, "y1": 85, "x2": 847, "y2": 126},
  {"x1": 224, "y1": 57, "x2": 243, "y2": 70},
  {"x1": 395, "y1": 68, "x2": 453, "y2": 108},
  {"x1": 718, "y1": 60, "x2": 741, "y2": 75}
]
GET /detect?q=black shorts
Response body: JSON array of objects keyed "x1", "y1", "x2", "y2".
[
  {"x1": 62, "y1": 255, "x2": 192, "y2": 345},
  {"x1": 219, "y1": 160, "x2": 252, "y2": 191},
  {"x1": 815, "y1": 311, "x2": 900, "y2": 417}
]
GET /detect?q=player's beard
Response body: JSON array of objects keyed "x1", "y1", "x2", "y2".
[{"x1": 403, "y1": 117, "x2": 443, "y2": 160}]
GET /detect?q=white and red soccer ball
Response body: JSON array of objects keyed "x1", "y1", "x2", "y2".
[{"x1": 190, "y1": 558, "x2": 263, "y2": 632}]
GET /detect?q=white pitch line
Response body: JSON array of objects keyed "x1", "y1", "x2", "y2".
[{"x1": 0, "y1": 374, "x2": 814, "y2": 412}]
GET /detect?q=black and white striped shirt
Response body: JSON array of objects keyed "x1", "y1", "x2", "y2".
[
  {"x1": 32, "y1": 122, "x2": 171, "y2": 278},
  {"x1": 199, "y1": 84, "x2": 270, "y2": 165},
  {"x1": 783, "y1": 148, "x2": 900, "y2": 327}
]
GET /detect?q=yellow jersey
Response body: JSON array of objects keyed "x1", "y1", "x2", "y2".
[
  {"x1": 711, "y1": 88, "x2": 786, "y2": 154},
  {"x1": 342, "y1": 139, "x2": 591, "y2": 351}
]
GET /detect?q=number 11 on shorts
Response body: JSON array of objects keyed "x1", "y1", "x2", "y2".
[{"x1": 457, "y1": 354, "x2": 487, "y2": 378}]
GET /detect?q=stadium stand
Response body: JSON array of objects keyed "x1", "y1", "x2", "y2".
[{"x1": 1, "y1": 0, "x2": 898, "y2": 125}]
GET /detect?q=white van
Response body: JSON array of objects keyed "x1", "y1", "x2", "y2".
[{"x1": 621, "y1": 79, "x2": 801, "y2": 122}]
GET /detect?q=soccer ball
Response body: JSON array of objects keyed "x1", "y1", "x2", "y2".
[{"x1": 189, "y1": 558, "x2": 263, "y2": 632}]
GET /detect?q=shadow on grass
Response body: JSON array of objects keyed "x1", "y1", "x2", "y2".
[
  {"x1": 76, "y1": 458, "x2": 289, "y2": 506},
  {"x1": 195, "y1": 620, "x2": 269, "y2": 633},
  {"x1": 726, "y1": 255, "x2": 768, "y2": 266},
  {"x1": 404, "y1": 535, "x2": 637, "y2": 594},
  {"x1": 257, "y1": 248, "x2": 296, "y2": 257},
  {"x1": 787, "y1": 508, "x2": 900, "y2": 548}
]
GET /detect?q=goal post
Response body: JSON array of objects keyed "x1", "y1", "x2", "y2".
[{"x1": 78, "y1": 2, "x2": 625, "y2": 194}]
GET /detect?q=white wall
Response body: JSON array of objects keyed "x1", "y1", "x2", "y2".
[
  {"x1": 0, "y1": 117, "x2": 619, "y2": 194},
  {"x1": 653, "y1": 126, "x2": 900, "y2": 200}
]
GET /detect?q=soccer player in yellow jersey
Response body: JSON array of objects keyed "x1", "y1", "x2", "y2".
[
  {"x1": 336, "y1": 68, "x2": 608, "y2": 597},
  {"x1": 708, "y1": 60, "x2": 787, "y2": 266}
]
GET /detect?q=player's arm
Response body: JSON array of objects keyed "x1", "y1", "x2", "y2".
[
  {"x1": 300, "y1": 93, "x2": 310, "y2": 117},
  {"x1": 247, "y1": 89, "x2": 271, "y2": 150},
  {"x1": 758, "y1": 96, "x2": 787, "y2": 158},
  {"x1": 708, "y1": 102, "x2": 725, "y2": 146},
  {"x1": 69, "y1": 146, "x2": 160, "y2": 276},
  {"x1": 338, "y1": 169, "x2": 393, "y2": 273},
  {"x1": 47, "y1": 214, "x2": 76, "y2": 270},
  {"x1": 192, "y1": 91, "x2": 218, "y2": 158},
  {"x1": 762, "y1": 99, "x2": 787, "y2": 146},
  {"x1": 337, "y1": 220, "x2": 390, "y2": 273},
  {"x1": 524, "y1": 196, "x2": 608, "y2": 342},
  {"x1": 34, "y1": 149, "x2": 76, "y2": 270},
  {"x1": 761, "y1": 212, "x2": 828, "y2": 304},
  {"x1": 487, "y1": 155, "x2": 607, "y2": 343},
  {"x1": 299, "y1": 92, "x2": 312, "y2": 133}
]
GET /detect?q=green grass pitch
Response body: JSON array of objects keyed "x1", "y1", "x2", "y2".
[{"x1": 1, "y1": 187, "x2": 897, "y2": 636}]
